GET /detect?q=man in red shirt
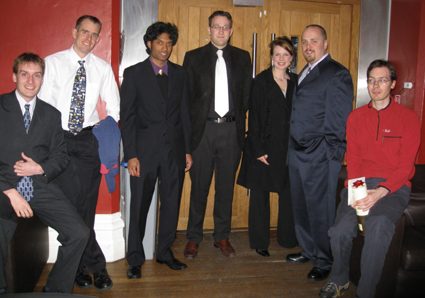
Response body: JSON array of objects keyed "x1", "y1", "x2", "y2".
[{"x1": 319, "y1": 60, "x2": 420, "y2": 298}]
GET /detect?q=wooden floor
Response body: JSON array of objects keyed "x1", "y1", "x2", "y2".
[{"x1": 35, "y1": 231, "x2": 358, "y2": 297}]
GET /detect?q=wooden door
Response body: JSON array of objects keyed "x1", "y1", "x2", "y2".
[{"x1": 158, "y1": 0, "x2": 360, "y2": 231}]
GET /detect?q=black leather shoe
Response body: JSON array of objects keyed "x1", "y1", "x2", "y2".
[
  {"x1": 156, "y1": 258, "x2": 188, "y2": 270},
  {"x1": 286, "y1": 253, "x2": 311, "y2": 263},
  {"x1": 75, "y1": 266, "x2": 93, "y2": 289},
  {"x1": 42, "y1": 286, "x2": 62, "y2": 293},
  {"x1": 307, "y1": 267, "x2": 330, "y2": 281},
  {"x1": 127, "y1": 265, "x2": 142, "y2": 279},
  {"x1": 255, "y1": 249, "x2": 270, "y2": 257},
  {"x1": 93, "y1": 268, "x2": 113, "y2": 291},
  {"x1": 0, "y1": 288, "x2": 6, "y2": 295}
]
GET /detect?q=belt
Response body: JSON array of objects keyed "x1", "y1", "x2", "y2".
[
  {"x1": 65, "y1": 126, "x2": 94, "y2": 135},
  {"x1": 81, "y1": 126, "x2": 94, "y2": 131},
  {"x1": 207, "y1": 116, "x2": 235, "y2": 124}
]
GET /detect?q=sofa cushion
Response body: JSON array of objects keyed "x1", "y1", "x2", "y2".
[{"x1": 400, "y1": 226, "x2": 425, "y2": 271}]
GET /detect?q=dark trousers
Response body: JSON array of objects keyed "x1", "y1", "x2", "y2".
[
  {"x1": 288, "y1": 151, "x2": 341, "y2": 270},
  {"x1": 127, "y1": 145, "x2": 185, "y2": 266},
  {"x1": 186, "y1": 121, "x2": 241, "y2": 243},
  {"x1": 249, "y1": 178, "x2": 297, "y2": 249},
  {"x1": 329, "y1": 178, "x2": 410, "y2": 298},
  {"x1": 0, "y1": 185, "x2": 89, "y2": 293},
  {"x1": 56, "y1": 130, "x2": 105, "y2": 273}
]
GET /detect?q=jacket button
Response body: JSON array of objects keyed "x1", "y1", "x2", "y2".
[
  {"x1": 265, "y1": 121, "x2": 269, "y2": 126},
  {"x1": 162, "y1": 101, "x2": 165, "y2": 105},
  {"x1": 266, "y1": 134, "x2": 271, "y2": 139},
  {"x1": 163, "y1": 133, "x2": 167, "y2": 136},
  {"x1": 266, "y1": 108, "x2": 270, "y2": 112}
]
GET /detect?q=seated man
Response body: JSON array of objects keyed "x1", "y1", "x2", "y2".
[
  {"x1": 0, "y1": 53, "x2": 89, "y2": 294},
  {"x1": 318, "y1": 59, "x2": 421, "y2": 298}
]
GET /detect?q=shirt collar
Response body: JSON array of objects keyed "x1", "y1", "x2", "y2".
[
  {"x1": 149, "y1": 57, "x2": 168, "y2": 76},
  {"x1": 69, "y1": 45, "x2": 91, "y2": 66},
  {"x1": 210, "y1": 42, "x2": 230, "y2": 57},
  {"x1": 15, "y1": 90, "x2": 36, "y2": 117},
  {"x1": 308, "y1": 53, "x2": 329, "y2": 71}
]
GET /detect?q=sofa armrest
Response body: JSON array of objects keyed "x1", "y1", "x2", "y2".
[{"x1": 405, "y1": 193, "x2": 425, "y2": 227}]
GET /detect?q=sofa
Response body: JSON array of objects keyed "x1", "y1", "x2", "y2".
[{"x1": 336, "y1": 164, "x2": 425, "y2": 298}]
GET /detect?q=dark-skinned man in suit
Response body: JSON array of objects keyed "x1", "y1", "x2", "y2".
[
  {"x1": 120, "y1": 22, "x2": 192, "y2": 279},
  {"x1": 286, "y1": 25, "x2": 353, "y2": 282},
  {"x1": 0, "y1": 53, "x2": 89, "y2": 294},
  {"x1": 182, "y1": 11, "x2": 252, "y2": 259}
]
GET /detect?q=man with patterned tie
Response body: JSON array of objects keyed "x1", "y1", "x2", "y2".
[
  {"x1": 38, "y1": 15, "x2": 120, "y2": 291},
  {"x1": 182, "y1": 11, "x2": 252, "y2": 259},
  {"x1": 0, "y1": 53, "x2": 89, "y2": 294}
]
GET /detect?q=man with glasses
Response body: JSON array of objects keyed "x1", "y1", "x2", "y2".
[
  {"x1": 182, "y1": 11, "x2": 252, "y2": 258},
  {"x1": 319, "y1": 60, "x2": 420, "y2": 298}
]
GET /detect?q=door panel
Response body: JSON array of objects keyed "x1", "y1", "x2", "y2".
[{"x1": 158, "y1": 0, "x2": 360, "y2": 231}]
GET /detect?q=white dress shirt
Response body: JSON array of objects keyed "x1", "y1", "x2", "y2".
[{"x1": 38, "y1": 46, "x2": 120, "y2": 130}]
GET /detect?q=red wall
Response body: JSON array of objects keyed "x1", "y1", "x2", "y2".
[
  {"x1": 388, "y1": 0, "x2": 425, "y2": 163},
  {"x1": 0, "y1": 0, "x2": 121, "y2": 213}
]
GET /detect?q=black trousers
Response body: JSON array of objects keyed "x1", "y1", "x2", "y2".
[
  {"x1": 186, "y1": 121, "x2": 241, "y2": 243},
  {"x1": 288, "y1": 150, "x2": 342, "y2": 271},
  {"x1": 248, "y1": 177, "x2": 297, "y2": 249},
  {"x1": 56, "y1": 130, "x2": 105, "y2": 273},
  {"x1": 0, "y1": 184, "x2": 89, "y2": 293},
  {"x1": 127, "y1": 145, "x2": 185, "y2": 266}
]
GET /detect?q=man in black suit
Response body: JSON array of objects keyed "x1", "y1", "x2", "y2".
[
  {"x1": 182, "y1": 11, "x2": 252, "y2": 259},
  {"x1": 120, "y1": 22, "x2": 192, "y2": 279},
  {"x1": 287, "y1": 25, "x2": 353, "y2": 281},
  {"x1": 0, "y1": 53, "x2": 89, "y2": 294}
]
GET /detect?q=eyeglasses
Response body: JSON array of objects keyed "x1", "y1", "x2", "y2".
[
  {"x1": 211, "y1": 25, "x2": 231, "y2": 32},
  {"x1": 366, "y1": 78, "x2": 391, "y2": 86}
]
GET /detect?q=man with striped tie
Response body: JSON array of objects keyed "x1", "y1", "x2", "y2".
[{"x1": 0, "y1": 53, "x2": 89, "y2": 294}]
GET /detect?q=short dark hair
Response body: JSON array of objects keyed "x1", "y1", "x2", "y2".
[
  {"x1": 144, "y1": 22, "x2": 179, "y2": 55},
  {"x1": 305, "y1": 24, "x2": 327, "y2": 40},
  {"x1": 75, "y1": 15, "x2": 102, "y2": 33},
  {"x1": 208, "y1": 11, "x2": 233, "y2": 28},
  {"x1": 367, "y1": 59, "x2": 397, "y2": 81},
  {"x1": 269, "y1": 36, "x2": 297, "y2": 69},
  {"x1": 13, "y1": 53, "x2": 45, "y2": 75}
]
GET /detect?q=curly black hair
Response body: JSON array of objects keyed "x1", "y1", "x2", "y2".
[{"x1": 144, "y1": 22, "x2": 179, "y2": 55}]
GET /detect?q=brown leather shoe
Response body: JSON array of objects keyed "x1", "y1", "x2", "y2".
[
  {"x1": 214, "y1": 239, "x2": 236, "y2": 257},
  {"x1": 184, "y1": 242, "x2": 199, "y2": 259}
]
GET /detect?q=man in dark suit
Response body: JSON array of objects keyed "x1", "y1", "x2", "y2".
[
  {"x1": 287, "y1": 25, "x2": 353, "y2": 281},
  {"x1": 0, "y1": 53, "x2": 89, "y2": 294},
  {"x1": 182, "y1": 11, "x2": 252, "y2": 259},
  {"x1": 120, "y1": 22, "x2": 192, "y2": 279}
]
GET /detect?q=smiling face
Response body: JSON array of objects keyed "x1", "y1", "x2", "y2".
[
  {"x1": 147, "y1": 32, "x2": 173, "y2": 67},
  {"x1": 13, "y1": 62, "x2": 44, "y2": 102},
  {"x1": 72, "y1": 19, "x2": 101, "y2": 58},
  {"x1": 367, "y1": 66, "x2": 396, "y2": 108},
  {"x1": 272, "y1": 45, "x2": 293, "y2": 71},
  {"x1": 208, "y1": 16, "x2": 233, "y2": 49},
  {"x1": 301, "y1": 26, "x2": 328, "y2": 64}
]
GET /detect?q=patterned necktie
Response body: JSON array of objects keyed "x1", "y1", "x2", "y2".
[
  {"x1": 16, "y1": 104, "x2": 34, "y2": 201},
  {"x1": 68, "y1": 60, "x2": 86, "y2": 135},
  {"x1": 215, "y1": 50, "x2": 229, "y2": 117}
]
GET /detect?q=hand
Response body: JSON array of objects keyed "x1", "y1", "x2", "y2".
[
  {"x1": 127, "y1": 157, "x2": 140, "y2": 177},
  {"x1": 185, "y1": 154, "x2": 193, "y2": 172},
  {"x1": 257, "y1": 154, "x2": 269, "y2": 165},
  {"x1": 14, "y1": 152, "x2": 44, "y2": 177},
  {"x1": 3, "y1": 188, "x2": 34, "y2": 218},
  {"x1": 351, "y1": 187, "x2": 389, "y2": 212}
]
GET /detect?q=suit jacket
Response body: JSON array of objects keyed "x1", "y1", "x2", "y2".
[
  {"x1": 238, "y1": 68, "x2": 297, "y2": 192},
  {"x1": 183, "y1": 42, "x2": 252, "y2": 150},
  {"x1": 0, "y1": 91, "x2": 69, "y2": 216},
  {"x1": 290, "y1": 54, "x2": 353, "y2": 163},
  {"x1": 120, "y1": 58, "x2": 192, "y2": 170}
]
